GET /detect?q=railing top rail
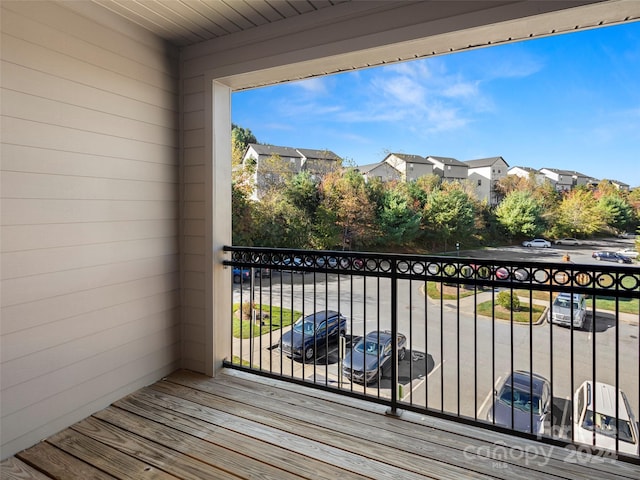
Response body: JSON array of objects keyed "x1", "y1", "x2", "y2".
[{"x1": 223, "y1": 246, "x2": 640, "y2": 299}]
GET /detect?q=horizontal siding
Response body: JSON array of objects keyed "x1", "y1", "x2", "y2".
[
  {"x1": 179, "y1": 67, "x2": 209, "y2": 374},
  {"x1": 0, "y1": 1, "x2": 180, "y2": 459},
  {"x1": 1, "y1": 144, "x2": 177, "y2": 182}
]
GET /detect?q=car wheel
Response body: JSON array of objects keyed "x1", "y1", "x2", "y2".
[
  {"x1": 618, "y1": 259, "x2": 624, "y2": 264},
  {"x1": 233, "y1": 274, "x2": 240, "y2": 283},
  {"x1": 399, "y1": 347, "x2": 406, "y2": 361},
  {"x1": 304, "y1": 347, "x2": 314, "y2": 361}
]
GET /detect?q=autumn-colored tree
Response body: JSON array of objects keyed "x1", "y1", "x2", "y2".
[
  {"x1": 317, "y1": 169, "x2": 377, "y2": 250},
  {"x1": 494, "y1": 173, "x2": 536, "y2": 198},
  {"x1": 553, "y1": 188, "x2": 604, "y2": 237},
  {"x1": 593, "y1": 179, "x2": 620, "y2": 200}
]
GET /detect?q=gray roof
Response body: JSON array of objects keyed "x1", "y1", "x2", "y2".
[
  {"x1": 541, "y1": 167, "x2": 575, "y2": 176},
  {"x1": 609, "y1": 179, "x2": 630, "y2": 187},
  {"x1": 465, "y1": 156, "x2": 509, "y2": 168},
  {"x1": 386, "y1": 153, "x2": 431, "y2": 164},
  {"x1": 247, "y1": 143, "x2": 302, "y2": 158},
  {"x1": 509, "y1": 166, "x2": 538, "y2": 173},
  {"x1": 566, "y1": 170, "x2": 590, "y2": 178},
  {"x1": 426, "y1": 155, "x2": 467, "y2": 167},
  {"x1": 356, "y1": 162, "x2": 388, "y2": 174},
  {"x1": 296, "y1": 148, "x2": 341, "y2": 161}
]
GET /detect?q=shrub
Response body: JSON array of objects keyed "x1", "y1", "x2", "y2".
[
  {"x1": 240, "y1": 301, "x2": 254, "y2": 320},
  {"x1": 497, "y1": 291, "x2": 520, "y2": 311}
]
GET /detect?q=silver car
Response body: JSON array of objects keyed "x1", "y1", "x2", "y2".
[{"x1": 549, "y1": 292, "x2": 588, "y2": 329}]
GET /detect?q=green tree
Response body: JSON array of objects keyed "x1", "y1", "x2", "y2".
[
  {"x1": 598, "y1": 194, "x2": 634, "y2": 234},
  {"x1": 231, "y1": 124, "x2": 257, "y2": 166},
  {"x1": 495, "y1": 190, "x2": 545, "y2": 238},
  {"x1": 422, "y1": 186, "x2": 475, "y2": 251},
  {"x1": 232, "y1": 181, "x2": 255, "y2": 245},
  {"x1": 251, "y1": 189, "x2": 314, "y2": 248},
  {"x1": 375, "y1": 183, "x2": 422, "y2": 247}
]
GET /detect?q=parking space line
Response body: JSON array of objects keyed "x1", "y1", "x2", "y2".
[
  {"x1": 478, "y1": 375, "x2": 502, "y2": 418},
  {"x1": 427, "y1": 359, "x2": 444, "y2": 378}
]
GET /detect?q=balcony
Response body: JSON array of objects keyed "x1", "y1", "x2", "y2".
[
  {"x1": 3, "y1": 368, "x2": 638, "y2": 479},
  {"x1": 224, "y1": 246, "x2": 640, "y2": 463},
  {"x1": 3, "y1": 247, "x2": 639, "y2": 479}
]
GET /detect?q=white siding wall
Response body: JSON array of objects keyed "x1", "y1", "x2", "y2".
[{"x1": 0, "y1": 1, "x2": 180, "y2": 459}]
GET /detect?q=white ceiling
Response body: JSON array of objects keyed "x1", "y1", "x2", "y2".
[{"x1": 88, "y1": 0, "x2": 350, "y2": 47}]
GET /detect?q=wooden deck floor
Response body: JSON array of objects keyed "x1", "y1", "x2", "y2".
[{"x1": 2, "y1": 368, "x2": 639, "y2": 480}]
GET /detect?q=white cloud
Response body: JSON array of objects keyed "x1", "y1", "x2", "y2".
[{"x1": 290, "y1": 76, "x2": 329, "y2": 95}]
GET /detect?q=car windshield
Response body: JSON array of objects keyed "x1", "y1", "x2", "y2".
[
  {"x1": 554, "y1": 298, "x2": 579, "y2": 310},
  {"x1": 355, "y1": 340, "x2": 381, "y2": 355},
  {"x1": 498, "y1": 386, "x2": 542, "y2": 414},
  {"x1": 292, "y1": 318, "x2": 317, "y2": 335},
  {"x1": 581, "y1": 410, "x2": 636, "y2": 444}
]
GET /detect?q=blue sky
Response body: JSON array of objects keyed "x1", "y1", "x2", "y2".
[{"x1": 232, "y1": 22, "x2": 640, "y2": 187}]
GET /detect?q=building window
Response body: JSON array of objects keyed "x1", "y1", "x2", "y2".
[{"x1": 478, "y1": 179, "x2": 482, "y2": 186}]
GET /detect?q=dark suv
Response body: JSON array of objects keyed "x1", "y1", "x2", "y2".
[
  {"x1": 279, "y1": 310, "x2": 347, "y2": 362},
  {"x1": 592, "y1": 251, "x2": 632, "y2": 264}
]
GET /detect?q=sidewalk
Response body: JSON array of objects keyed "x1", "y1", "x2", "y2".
[{"x1": 441, "y1": 287, "x2": 639, "y2": 326}]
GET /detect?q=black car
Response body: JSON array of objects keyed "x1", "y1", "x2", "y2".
[
  {"x1": 487, "y1": 370, "x2": 552, "y2": 435},
  {"x1": 279, "y1": 310, "x2": 346, "y2": 362},
  {"x1": 342, "y1": 330, "x2": 407, "y2": 384},
  {"x1": 592, "y1": 251, "x2": 632, "y2": 264}
]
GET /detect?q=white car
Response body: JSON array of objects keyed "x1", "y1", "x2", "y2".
[
  {"x1": 573, "y1": 381, "x2": 639, "y2": 456},
  {"x1": 555, "y1": 238, "x2": 581, "y2": 246},
  {"x1": 522, "y1": 238, "x2": 551, "y2": 248},
  {"x1": 616, "y1": 248, "x2": 638, "y2": 259}
]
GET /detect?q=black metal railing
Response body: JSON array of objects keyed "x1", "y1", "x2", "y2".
[{"x1": 223, "y1": 246, "x2": 640, "y2": 463}]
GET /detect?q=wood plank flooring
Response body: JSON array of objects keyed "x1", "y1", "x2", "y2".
[{"x1": 3, "y1": 368, "x2": 639, "y2": 479}]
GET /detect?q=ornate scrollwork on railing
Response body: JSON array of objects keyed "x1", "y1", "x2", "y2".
[{"x1": 224, "y1": 246, "x2": 639, "y2": 299}]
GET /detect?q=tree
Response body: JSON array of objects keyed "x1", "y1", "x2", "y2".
[
  {"x1": 232, "y1": 181, "x2": 255, "y2": 246},
  {"x1": 375, "y1": 183, "x2": 422, "y2": 247},
  {"x1": 231, "y1": 124, "x2": 257, "y2": 166},
  {"x1": 552, "y1": 188, "x2": 603, "y2": 237},
  {"x1": 422, "y1": 186, "x2": 476, "y2": 251},
  {"x1": 317, "y1": 169, "x2": 377, "y2": 250},
  {"x1": 598, "y1": 194, "x2": 634, "y2": 234},
  {"x1": 495, "y1": 190, "x2": 545, "y2": 238}
]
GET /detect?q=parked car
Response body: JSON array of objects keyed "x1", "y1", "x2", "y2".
[
  {"x1": 548, "y1": 292, "x2": 588, "y2": 329},
  {"x1": 232, "y1": 267, "x2": 251, "y2": 283},
  {"x1": 592, "y1": 251, "x2": 632, "y2": 264},
  {"x1": 522, "y1": 239, "x2": 551, "y2": 248},
  {"x1": 278, "y1": 310, "x2": 346, "y2": 362},
  {"x1": 555, "y1": 238, "x2": 581, "y2": 246},
  {"x1": 616, "y1": 248, "x2": 638, "y2": 259},
  {"x1": 487, "y1": 370, "x2": 552, "y2": 435},
  {"x1": 342, "y1": 330, "x2": 407, "y2": 385},
  {"x1": 495, "y1": 267, "x2": 529, "y2": 282},
  {"x1": 573, "y1": 381, "x2": 639, "y2": 455}
]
